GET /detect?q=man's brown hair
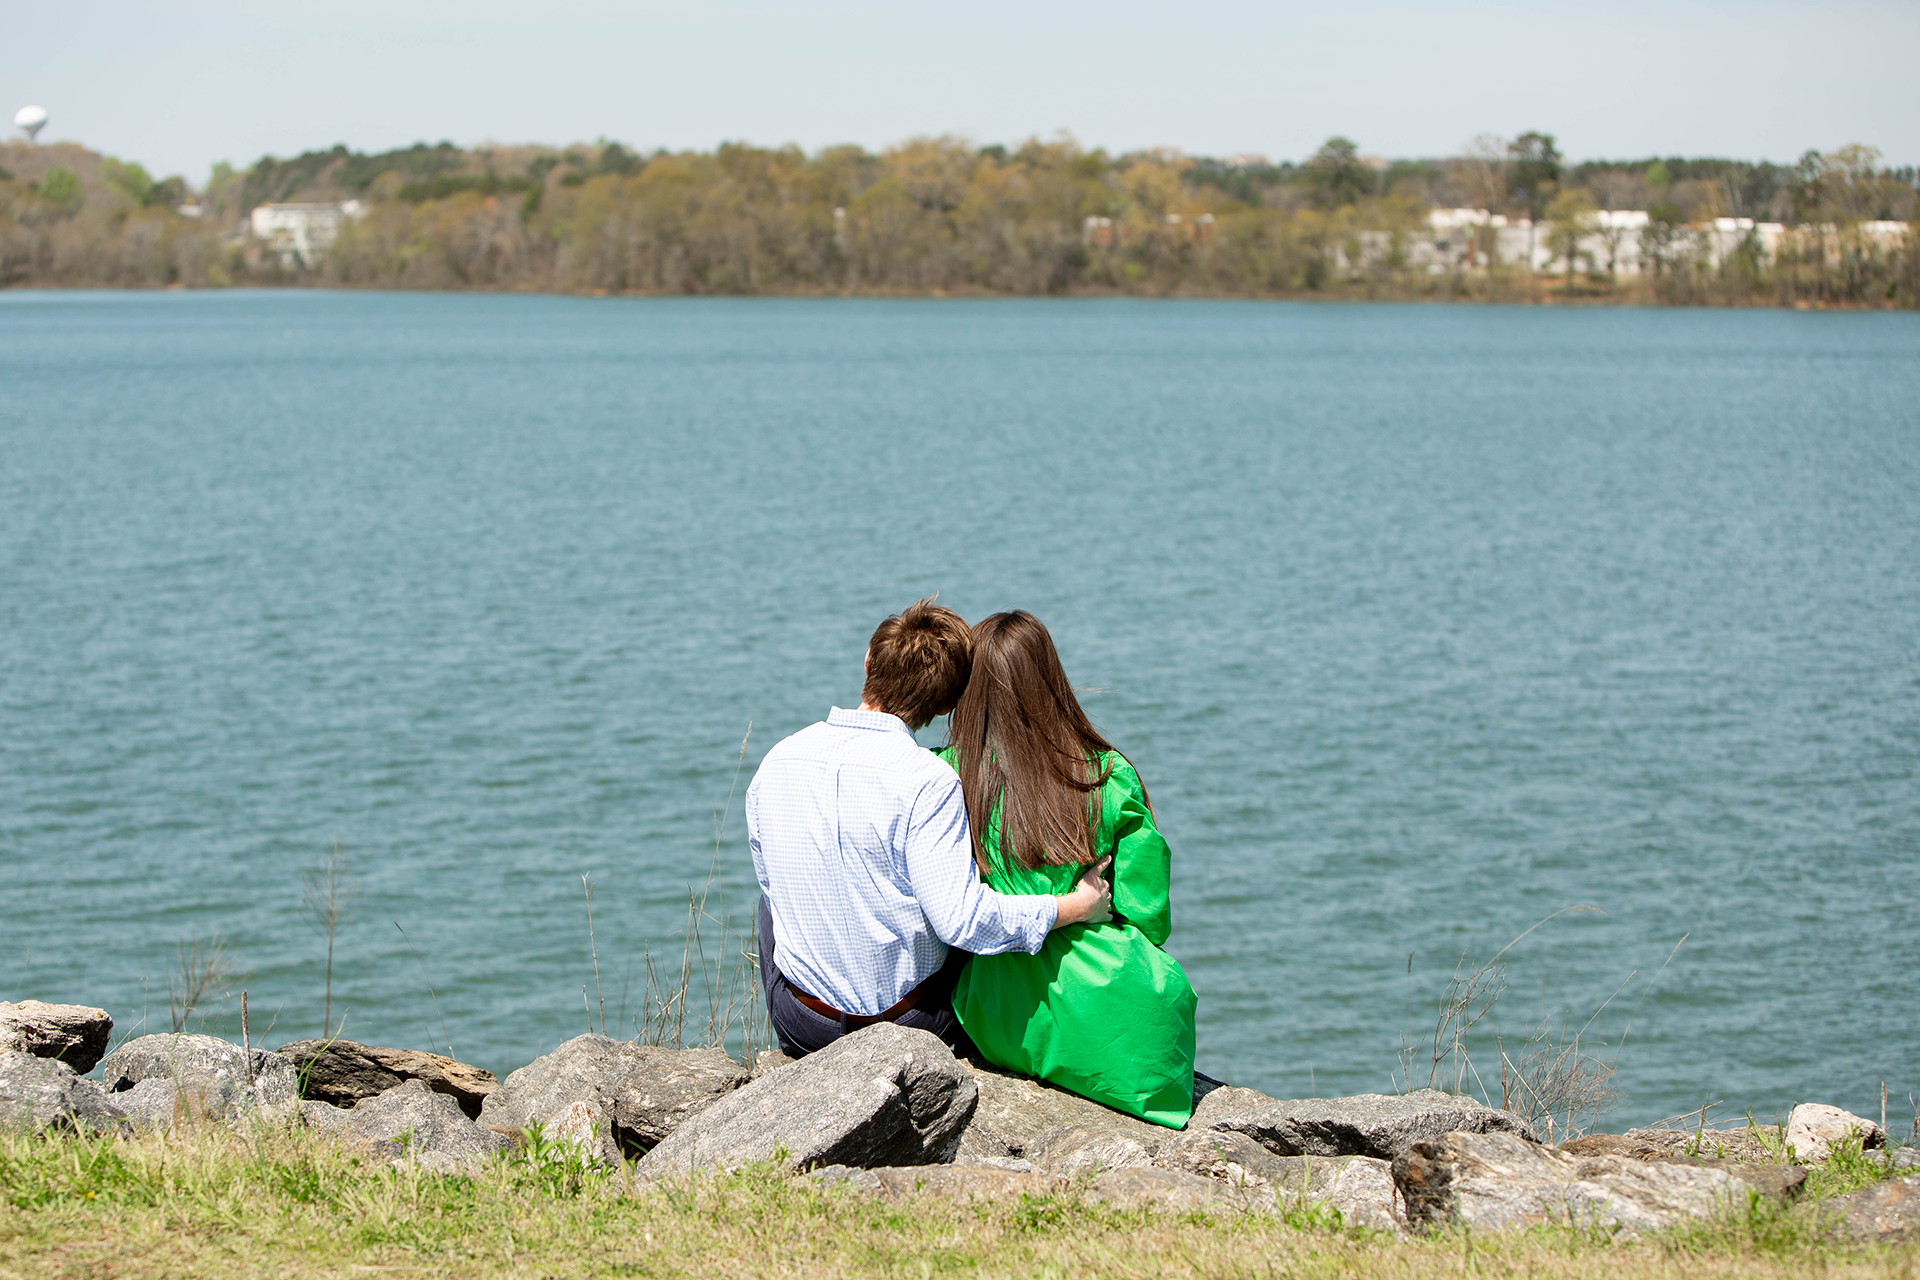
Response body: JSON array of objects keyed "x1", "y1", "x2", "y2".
[{"x1": 863, "y1": 597, "x2": 973, "y2": 730}]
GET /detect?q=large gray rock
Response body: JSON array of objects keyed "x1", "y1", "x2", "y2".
[
  {"x1": 480, "y1": 1034, "x2": 641, "y2": 1164},
  {"x1": 636, "y1": 1024, "x2": 975, "y2": 1179},
  {"x1": 1787, "y1": 1103, "x2": 1884, "y2": 1161},
  {"x1": 479, "y1": 1034, "x2": 748, "y2": 1163},
  {"x1": 345, "y1": 1079, "x2": 515, "y2": 1172},
  {"x1": 1158, "y1": 1129, "x2": 1403, "y2": 1230},
  {"x1": 99, "y1": 1034, "x2": 298, "y2": 1109},
  {"x1": 277, "y1": 1039, "x2": 498, "y2": 1119},
  {"x1": 0, "y1": 1001, "x2": 113, "y2": 1074},
  {"x1": 1832, "y1": 1174, "x2": 1920, "y2": 1244},
  {"x1": 612, "y1": 1046, "x2": 750, "y2": 1148},
  {"x1": 0, "y1": 1049, "x2": 127, "y2": 1132},
  {"x1": 1207, "y1": 1088, "x2": 1536, "y2": 1161},
  {"x1": 1393, "y1": 1131, "x2": 1770, "y2": 1233},
  {"x1": 953, "y1": 1058, "x2": 1170, "y2": 1161}
]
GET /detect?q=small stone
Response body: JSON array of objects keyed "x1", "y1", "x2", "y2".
[
  {"x1": 1787, "y1": 1103, "x2": 1884, "y2": 1162},
  {"x1": 0, "y1": 1001, "x2": 114, "y2": 1074}
]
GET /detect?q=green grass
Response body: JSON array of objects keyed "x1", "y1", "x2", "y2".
[{"x1": 0, "y1": 1122, "x2": 1913, "y2": 1280}]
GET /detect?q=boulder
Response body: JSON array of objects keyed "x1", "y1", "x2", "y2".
[
  {"x1": 277, "y1": 1039, "x2": 498, "y2": 1119},
  {"x1": 480, "y1": 1036, "x2": 748, "y2": 1162},
  {"x1": 1393, "y1": 1131, "x2": 1775, "y2": 1233},
  {"x1": 1787, "y1": 1103, "x2": 1884, "y2": 1161},
  {"x1": 612, "y1": 1047, "x2": 750, "y2": 1148},
  {"x1": 1207, "y1": 1089, "x2": 1536, "y2": 1161},
  {"x1": 99, "y1": 1034, "x2": 298, "y2": 1109},
  {"x1": 344, "y1": 1079, "x2": 514, "y2": 1172},
  {"x1": 1831, "y1": 1175, "x2": 1920, "y2": 1244},
  {"x1": 1157, "y1": 1130, "x2": 1402, "y2": 1230},
  {"x1": 0, "y1": 1049, "x2": 127, "y2": 1132},
  {"x1": 0, "y1": 1001, "x2": 113, "y2": 1074},
  {"x1": 1890, "y1": 1147, "x2": 1920, "y2": 1172},
  {"x1": 953, "y1": 1058, "x2": 1170, "y2": 1161},
  {"x1": 636, "y1": 1023, "x2": 975, "y2": 1179}
]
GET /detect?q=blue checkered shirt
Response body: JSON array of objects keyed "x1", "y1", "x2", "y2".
[{"x1": 746, "y1": 706, "x2": 1058, "y2": 1016}]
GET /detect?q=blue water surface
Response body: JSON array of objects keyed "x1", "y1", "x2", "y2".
[{"x1": 3, "y1": 291, "x2": 1916, "y2": 1131}]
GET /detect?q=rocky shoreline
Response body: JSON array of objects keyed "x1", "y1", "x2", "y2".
[{"x1": 3, "y1": 998, "x2": 1913, "y2": 1244}]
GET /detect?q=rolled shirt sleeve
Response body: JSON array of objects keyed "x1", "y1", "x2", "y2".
[{"x1": 904, "y1": 774, "x2": 1057, "y2": 956}]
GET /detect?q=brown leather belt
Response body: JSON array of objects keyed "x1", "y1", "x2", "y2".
[{"x1": 786, "y1": 974, "x2": 931, "y2": 1027}]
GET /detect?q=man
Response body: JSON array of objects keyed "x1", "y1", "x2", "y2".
[{"x1": 748, "y1": 597, "x2": 1111, "y2": 1056}]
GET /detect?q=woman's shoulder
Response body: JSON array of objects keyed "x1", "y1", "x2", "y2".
[{"x1": 1099, "y1": 750, "x2": 1148, "y2": 796}]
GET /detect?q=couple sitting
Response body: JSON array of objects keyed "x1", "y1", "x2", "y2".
[{"x1": 748, "y1": 599, "x2": 1197, "y2": 1128}]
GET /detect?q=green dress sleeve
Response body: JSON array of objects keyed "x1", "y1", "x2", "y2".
[{"x1": 1104, "y1": 756, "x2": 1172, "y2": 947}]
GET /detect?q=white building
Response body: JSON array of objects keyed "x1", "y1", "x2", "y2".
[{"x1": 249, "y1": 200, "x2": 365, "y2": 266}]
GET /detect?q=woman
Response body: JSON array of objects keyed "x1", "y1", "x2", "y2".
[{"x1": 938, "y1": 611, "x2": 1197, "y2": 1128}]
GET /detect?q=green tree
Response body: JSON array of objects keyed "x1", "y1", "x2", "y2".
[
  {"x1": 1544, "y1": 186, "x2": 1598, "y2": 292},
  {"x1": 1306, "y1": 137, "x2": 1373, "y2": 209},
  {"x1": 1507, "y1": 132, "x2": 1562, "y2": 217},
  {"x1": 34, "y1": 166, "x2": 84, "y2": 214},
  {"x1": 1507, "y1": 132, "x2": 1560, "y2": 280}
]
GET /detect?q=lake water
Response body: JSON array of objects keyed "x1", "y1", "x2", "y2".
[{"x1": 4, "y1": 291, "x2": 1916, "y2": 1135}]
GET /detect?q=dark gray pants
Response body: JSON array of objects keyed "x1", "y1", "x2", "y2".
[{"x1": 756, "y1": 895, "x2": 974, "y2": 1058}]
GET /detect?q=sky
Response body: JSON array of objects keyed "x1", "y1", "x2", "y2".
[{"x1": 5, "y1": 0, "x2": 1918, "y2": 185}]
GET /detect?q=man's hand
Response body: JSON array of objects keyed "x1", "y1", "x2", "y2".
[{"x1": 1053, "y1": 856, "x2": 1113, "y2": 928}]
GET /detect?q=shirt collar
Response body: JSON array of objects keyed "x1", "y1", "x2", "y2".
[{"x1": 828, "y1": 706, "x2": 914, "y2": 737}]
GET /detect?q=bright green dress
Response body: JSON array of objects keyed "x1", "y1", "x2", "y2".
[{"x1": 935, "y1": 748, "x2": 1197, "y2": 1128}]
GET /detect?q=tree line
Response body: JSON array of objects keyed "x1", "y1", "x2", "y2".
[{"x1": 2, "y1": 132, "x2": 1915, "y2": 306}]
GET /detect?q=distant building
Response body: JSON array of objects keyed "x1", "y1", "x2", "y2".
[
  {"x1": 249, "y1": 200, "x2": 365, "y2": 266},
  {"x1": 1223, "y1": 153, "x2": 1269, "y2": 170}
]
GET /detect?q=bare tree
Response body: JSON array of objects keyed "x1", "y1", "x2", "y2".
[
  {"x1": 301, "y1": 843, "x2": 354, "y2": 1037},
  {"x1": 169, "y1": 934, "x2": 232, "y2": 1032}
]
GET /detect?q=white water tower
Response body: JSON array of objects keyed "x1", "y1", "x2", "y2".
[{"x1": 15, "y1": 105, "x2": 48, "y2": 143}]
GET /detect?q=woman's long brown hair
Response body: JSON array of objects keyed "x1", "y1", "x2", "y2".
[{"x1": 947, "y1": 611, "x2": 1113, "y2": 873}]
